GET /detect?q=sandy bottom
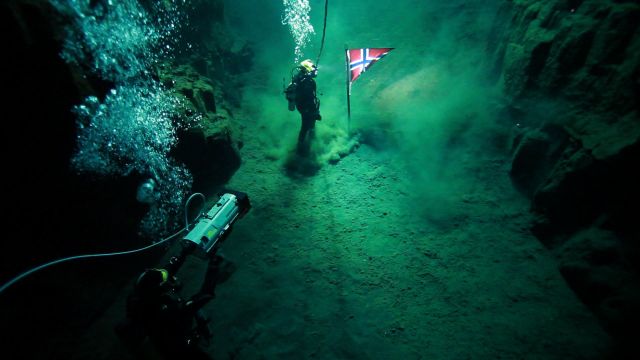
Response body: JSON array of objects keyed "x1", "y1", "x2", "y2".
[{"x1": 79, "y1": 102, "x2": 610, "y2": 360}]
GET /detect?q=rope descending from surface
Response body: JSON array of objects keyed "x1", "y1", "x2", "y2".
[{"x1": 315, "y1": 0, "x2": 329, "y2": 66}]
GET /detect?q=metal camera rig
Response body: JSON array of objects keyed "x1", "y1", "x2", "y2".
[{"x1": 182, "y1": 191, "x2": 250, "y2": 257}]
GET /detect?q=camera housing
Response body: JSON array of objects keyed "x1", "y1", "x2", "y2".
[{"x1": 182, "y1": 191, "x2": 250, "y2": 257}]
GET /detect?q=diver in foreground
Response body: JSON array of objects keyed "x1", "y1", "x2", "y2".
[
  {"x1": 285, "y1": 59, "x2": 322, "y2": 154},
  {"x1": 122, "y1": 243, "x2": 226, "y2": 360},
  {"x1": 119, "y1": 192, "x2": 250, "y2": 359}
]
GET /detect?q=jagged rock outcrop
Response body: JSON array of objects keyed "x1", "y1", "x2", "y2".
[
  {"x1": 177, "y1": 0, "x2": 254, "y2": 107},
  {"x1": 162, "y1": 64, "x2": 242, "y2": 191},
  {"x1": 172, "y1": 123, "x2": 242, "y2": 191},
  {"x1": 509, "y1": 123, "x2": 570, "y2": 197},
  {"x1": 159, "y1": 63, "x2": 226, "y2": 119},
  {"x1": 1, "y1": 0, "x2": 248, "y2": 247},
  {"x1": 493, "y1": 0, "x2": 640, "y2": 350},
  {"x1": 1, "y1": 1, "x2": 247, "y2": 358},
  {"x1": 154, "y1": 0, "x2": 256, "y2": 192},
  {"x1": 157, "y1": 63, "x2": 243, "y2": 191}
]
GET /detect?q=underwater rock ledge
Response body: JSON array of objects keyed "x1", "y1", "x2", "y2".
[{"x1": 493, "y1": 0, "x2": 640, "y2": 352}]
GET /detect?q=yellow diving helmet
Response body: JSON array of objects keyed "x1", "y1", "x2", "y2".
[{"x1": 300, "y1": 59, "x2": 317, "y2": 75}]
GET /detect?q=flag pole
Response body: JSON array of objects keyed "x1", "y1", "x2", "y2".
[{"x1": 345, "y1": 46, "x2": 351, "y2": 136}]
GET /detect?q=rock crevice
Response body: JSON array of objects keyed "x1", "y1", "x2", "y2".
[{"x1": 494, "y1": 0, "x2": 640, "y2": 349}]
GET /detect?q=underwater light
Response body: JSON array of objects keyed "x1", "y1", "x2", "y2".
[
  {"x1": 183, "y1": 191, "x2": 251, "y2": 257},
  {"x1": 136, "y1": 178, "x2": 157, "y2": 204}
]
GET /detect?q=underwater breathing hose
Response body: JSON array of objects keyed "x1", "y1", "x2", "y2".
[
  {"x1": 0, "y1": 193, "x2": 207, "y2": 295},
  {"x1": 315, "y1": 0, "x2": 329, "y2": 66}
]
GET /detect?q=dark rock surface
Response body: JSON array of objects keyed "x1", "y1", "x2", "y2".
[
  {"x1": 556, "y1": 227, "x2": 640, "y2": 350},
  {"x1": 172, "y1": 124, "x2": 242, "y2": 192},
  {"x1": 0, "y1": 0, "x2": 246, "y2": 358},
  {"x1": 178, "y1": 0, "x2": 254, "y2": 107},
  {"x1": 509, "y1": 124, "x2": 570, "y2": 197},
  {"x1": 1, "y1": 2, "x2": 155, "y2": 359},
  {"x1": 495, "y1": 0, "x2": 640, "y2": 351},
  {"x1": 2, "y1": 0, "x2": 637, "y2": 357},
  {"x1": 158, "y1": 63, "x2": 243, "y2": 192}
]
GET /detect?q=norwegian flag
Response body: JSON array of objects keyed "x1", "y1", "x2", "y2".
[{"x1": 347, "y1": 48, "x2": 394, "y2": 83}]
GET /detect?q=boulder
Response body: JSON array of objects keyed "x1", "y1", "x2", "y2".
[
  {"x1": 531, "y1": 138, "x2": 640, "y2": 240},
  {"x1": 160, "y1": 64, "x2": 221, "y2": 115},
  {"x1": 171, "y1": 123, "x2": 241, "y2": 192},
  {"x1": 157, "y1": 63, "x2": 242, "y2": 191},
  {"x1": 556, "y1": 227, "x2": 640, "y2": 339},
  {"x1": 509, "y1": 124, "x2": 569, "y2": 197}
]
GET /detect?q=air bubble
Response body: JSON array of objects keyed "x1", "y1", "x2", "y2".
[
  {"x1": 51, "y1": 0, "x2": 194, "y2": 237},
  {"x1": 282, "y1": 0, "x2": 315, "y2": 62}
]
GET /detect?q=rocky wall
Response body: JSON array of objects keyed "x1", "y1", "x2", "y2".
[
  {"x1": 177, "y1": 0, "x2": 254, "y2": 107},
  {"x1": 0, "y1": 1, "x2": 249, "y2": 358},
  {"x1": 159, "y1": 63, "x2": 243, "y2": 191},
  {"x1": 492, "y1": 0, "x2": 640, "y2": 352}
]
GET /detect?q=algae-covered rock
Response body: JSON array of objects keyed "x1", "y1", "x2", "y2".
[
  {"x1": 496, "y1": 0, "x2": 639, "y2": 150},
  {"x1": 159, "y1": 63, "x2": 222, "y2": 117},
  {"x1": 178, "y1": 0, "x2": 254, "y2": 82},
  {"x1": 497, "y1": 1, "x2": 640, "y2": 346},
  {"x1": 496, "y1": 0, "x2": 640, "y2": 237},
  {"x1": 157, "y1": 63, "x2": 242, "y2": 191}
]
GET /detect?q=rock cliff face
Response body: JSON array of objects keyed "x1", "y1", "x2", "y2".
[
  {"x1": 160, "y1": 63, "x2": 243, "y2": 191},
  {"x1": 163, "y1": 0, "x2": 253, "y2": 191},
  {"x1": 0, "y1": 1, "x2": 249, "y2": 358},
  {"x1": 2, "y1": 0, "x2": 248, "y2": 235},
  {"x1": 492, "y1": 0, "x2": 639, "y2": 348}
]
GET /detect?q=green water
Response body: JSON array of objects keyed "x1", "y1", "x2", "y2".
[
  {"x1": 77, "y1": 1, "x2": 611, "y2": 358},
  {"x1": 210, "y1": 1, "x2": 608, "y2": 357},
  {"x1": 2, "y1": 0, "x2": 617, "y2": 358}
]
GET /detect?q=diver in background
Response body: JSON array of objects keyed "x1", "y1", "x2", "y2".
[
  {"x1": 285, "y1": 59, "x2": 322, "y2": 154},
  {"x1": 119, "y1": 243, "x2": 230, "y2": 360}
]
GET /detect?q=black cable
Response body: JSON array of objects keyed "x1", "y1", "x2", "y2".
[
  {"x1": 0, "y1": 193, "x2": 207, "y2": 294},
  {"x1": 315, "y1": 0, "x2": 329, "y2": 66}
]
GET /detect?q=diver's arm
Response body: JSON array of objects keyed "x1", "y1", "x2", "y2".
[
  {"x1": 312, "y1": 80, "x2": 320, "y2": 109},
  {"x1": 184, "y1": 293, "x2": 214, "y2": 317},
  {"x1": 182, "y1": 255, "x2": 222, "y2": 316},
  {"x1": 165, "y1": 243, "x2": 195, "y2": 277}
]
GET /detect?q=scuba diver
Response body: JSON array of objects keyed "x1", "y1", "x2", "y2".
[
  {"x1": 285, "y1": 59, "x2": 322, "y2": 154},
  {"x1": 119, "y1": 242, "x2": 231, "y2": 360}
]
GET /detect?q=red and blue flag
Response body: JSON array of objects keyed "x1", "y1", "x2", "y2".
[{"x1": 347, "y1": 48, "x2": 394, "y2": 83}]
